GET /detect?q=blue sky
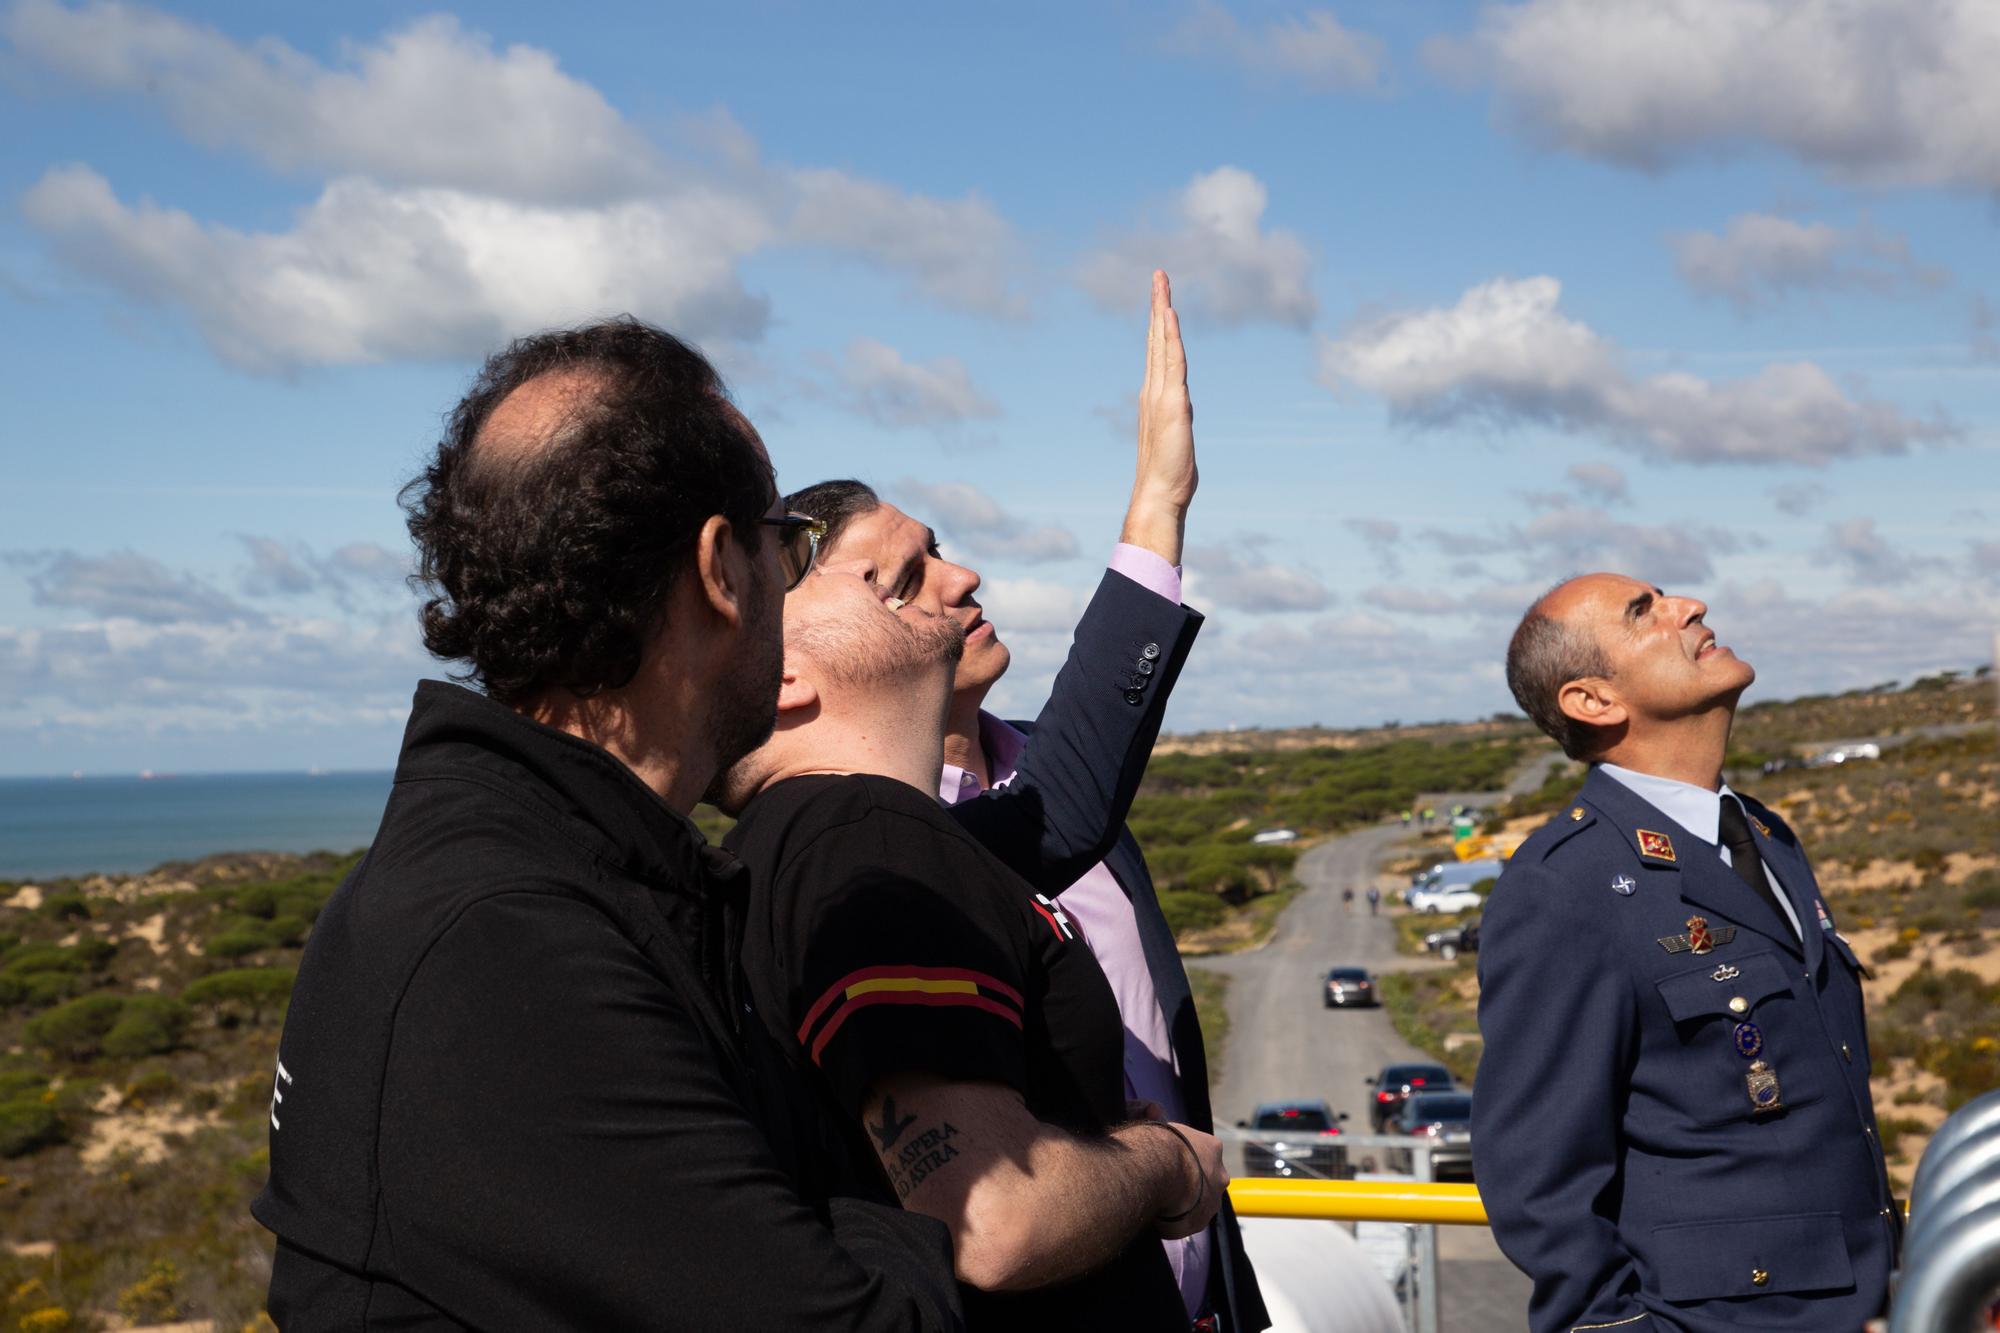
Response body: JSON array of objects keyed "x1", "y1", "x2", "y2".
[{"x1": 3, "y1": 0, "x2": 1997, "y2": 776}]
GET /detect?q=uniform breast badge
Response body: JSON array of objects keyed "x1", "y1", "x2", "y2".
[
  {"x1": 1612, "y1": 875, "x2": 1636, "y2": 896},
  {"x1": 1636, "y1": 829, "x2": 1676, "y2": 862},
  {"x1": 1732, "y1": 1021, "x2": 1764, "y2": 1058},
  {"x1": 1745, "y1": 1059, "x2": 1784, "y2": 1113},
  {"x1": 1658, "y1": 914, "x2": 1738, "y2": 955}
]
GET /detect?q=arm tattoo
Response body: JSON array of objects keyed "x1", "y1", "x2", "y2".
[
  {"x1": 874, "y1": 1104, "x2": 963, "y2": 1201},
  {"x1": 869, "y1": 1095, "x2": 919, "y2": 1151}
]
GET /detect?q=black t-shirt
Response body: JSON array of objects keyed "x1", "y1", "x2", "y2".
[{"x1": 728, "y1": 773, "x2": 1186, "y2": 1331}]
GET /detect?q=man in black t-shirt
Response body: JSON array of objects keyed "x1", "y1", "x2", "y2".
[{"x1": 718, "y1": 570, "x2": 1223, "y2": 1331}]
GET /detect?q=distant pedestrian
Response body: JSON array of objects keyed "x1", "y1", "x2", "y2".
[
  {"x1": 1401, "y1": 810, "x2": 1412, "y2": 827},
  {"x1": 1342, "y1": 887, "x2": 1355, "y2": 912},
  {"x1": 1366, "y1": 887, "x2": 1380, "y2": 916},
  {"x1": 1423, "y1": 806, "x2": 1436, "y2": 826}
]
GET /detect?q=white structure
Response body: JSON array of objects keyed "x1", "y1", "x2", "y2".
[{"x1": 1235, "y1": 1216, "x2": 1405, "y2": 1333}]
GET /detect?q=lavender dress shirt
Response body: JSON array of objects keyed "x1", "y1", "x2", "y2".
[{"x1": 938, "y1": 542, "x2": 1212, "y2": 1318}]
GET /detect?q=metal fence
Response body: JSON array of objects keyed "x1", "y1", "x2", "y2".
[
  {"x1": 1893, "y1": 1088, "x2": 2000, "y2": 1332},
  {"x1": 1222, "y1": 1127, "x2": 1474, "y2": 1333}
]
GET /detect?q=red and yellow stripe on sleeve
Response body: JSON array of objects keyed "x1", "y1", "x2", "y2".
[{"x1": 797, "y1": 964, "x2": 1023, "y2": 1064}]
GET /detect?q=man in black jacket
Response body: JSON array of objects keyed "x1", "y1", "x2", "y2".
[{"x1": 253, "y1": 319, "x2": 961, "y2": 1330}]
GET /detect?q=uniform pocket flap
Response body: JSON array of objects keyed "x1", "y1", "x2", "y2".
[
  {"x1": 1650, "y1": 1211, "x2": 1854, "y2": 1302},
  {"x1": 1655, "y1": 949, "x2": 1791, "y2": 1023}
]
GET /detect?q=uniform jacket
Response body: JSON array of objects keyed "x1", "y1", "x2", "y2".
[
  {"x1": 1474, "y1": 764, "x2": 1896, "y2": 1333},
  {"x1": 954, "y1": 566, "x2": 1267, "y2": 1331}
]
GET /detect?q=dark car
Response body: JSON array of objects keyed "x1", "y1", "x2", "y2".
[
  {"x1": 1420, "y1": 920, "x2": 1480, "y2": 961},
  {"x1": 1388, "y1": 1091, "x2": 1474, "y2": 1179},
  {"x1": 1365, "y1": 1062, "x2": 1455, "y2": 1132},
  {"x1": 1237, "y1": 1100, "x2": 1349, "y2": 1179},
  {"x1": 1323, "y1": 966, "x2": 1377, "y2": 1008}
]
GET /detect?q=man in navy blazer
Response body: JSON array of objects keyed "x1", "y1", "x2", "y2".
[
  {"x1": 1475, "y1": 573, "x2": 1896, "y2": 1333},
  {"x1": 789, "y1": 272, "x2": 1267, "y2": 1333}
]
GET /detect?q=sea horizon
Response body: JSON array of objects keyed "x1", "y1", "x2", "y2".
[{"x1": 0, "y1": 769, "x2": 396, "y2": 881}]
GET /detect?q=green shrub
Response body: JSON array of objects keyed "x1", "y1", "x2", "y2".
[
  {"x1": 0, "y1": 1095, "x2": 64, "y2": 1157},
  {"x1": 206, "y1": 923, "x2": 278, "y2": 959},
  {"x1": 125, "y1": 1067, "x2": 179, "y2": 1103},
  {"x1": 38, "y1": 893, "x2": 90, "y2": 922},
  {"x1": 1876, "y1": 940, "x2": 1913, "y2": 964},
  {"x1": 116, "y1": 1259, "x2": 182, "y2": 1323},
  {"x1": 1159, "y1": 891, "x2": 1228, "y2": 936},
  {"x1": 182, "y1": 968, "x2": 296, "y2": 1025},
  {"x1": 232, "y1": 884, "x2": 278, "y2": 919},
  {"x1": 24, "y1": 993, "x2": 126, "y2": 1061},
  {"x1": 101, "y1": 995, "x2": 190, "y2": 1060}
]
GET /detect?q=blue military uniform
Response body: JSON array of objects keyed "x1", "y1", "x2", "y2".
[{"x1": 1474, "y1": 764, "x2": 1897, "y2": 1332}]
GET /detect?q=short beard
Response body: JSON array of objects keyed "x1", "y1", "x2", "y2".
[{"x1": 702, "y1": 566, "x2": 784, "y2": 788}]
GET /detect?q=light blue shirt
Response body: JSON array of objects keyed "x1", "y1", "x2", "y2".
[{"x1": 1598, "y1": 763, "x2": 1803, "y2": 939}]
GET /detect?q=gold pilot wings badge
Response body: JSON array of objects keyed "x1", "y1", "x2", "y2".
[{"x1": 1635, "y1": 829, "x2": 1677, "y2": 862}]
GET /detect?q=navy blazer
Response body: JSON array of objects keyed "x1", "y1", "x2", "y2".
[
  {"x1": 1474, "y1": 765, "x2": 1897, "y2": 1333},
  {"x1": 953, "y1": 566, "x2": 1267, "y2": 1332}
]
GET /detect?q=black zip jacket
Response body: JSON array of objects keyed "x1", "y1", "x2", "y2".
[{"x1": 252, "y1": 681, "x2": 962, "y2": 1331}]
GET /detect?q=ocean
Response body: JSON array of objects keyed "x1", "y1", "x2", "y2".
[{"x1": 0, "y1": 770, "x2": 395, "y2": 881}]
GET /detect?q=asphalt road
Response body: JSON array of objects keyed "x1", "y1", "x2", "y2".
[{"x1": 1194, "y1": 787, "x2": 1537, "y2": 1331}]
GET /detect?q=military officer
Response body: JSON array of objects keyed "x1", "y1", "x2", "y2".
[{"x1": 1475, "y1": 573, "x2": 1896, "y2": 1333}]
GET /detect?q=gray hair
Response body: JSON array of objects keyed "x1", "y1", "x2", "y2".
[{"x1": 1506, "y1": 600, "x2": 1613, "y2": 760}]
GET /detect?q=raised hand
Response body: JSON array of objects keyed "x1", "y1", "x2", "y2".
[{"x1": 1120, "y1": 269, "x2": 1196, "y2": 563}]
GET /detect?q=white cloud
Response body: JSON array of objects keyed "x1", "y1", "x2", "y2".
[
  {"x1": 1164, "y1": 1, "x2": 1385, "y2": 92},
  {"x1": 1514, "y1": 506, "x2": 1741, "y2": 585},
  {"x1": 1438, "y1": 0, "x2": 2000, "y2": 192},
  {"x1": 1318, "y1": 275, "x2": 1952, "y2": 465},
  {"x1": 23, "y1": 164, "x2": 775, "y2": 371},
  {"x1": 236, "y1": 535, "x2": 410, "y2": 603},
  {"x1": 1346, "y1": 517, "x2": 1402, "y2": 574},
  {"x1": 836, "y1": 338, "x2": 1001, "y2": 429},
  {"x1": 13, "y1": 549, "x2": 253, "y2": 624},
  {"x1": 1184, "y1": 541, "x2": 1332, "y2": 612},
  {"x1": 1670, "y1": 213, "x2": 1945, "y2": 309},
  {"x1": 1565, "y1": 461, "x2": 1628, "y2": 504},
  {"x1": 1816, "y1": 517, "x2": 1936, "y2": 586},
  {"x1": 1362, "y1": 585, "x2": 1461, "y2": 615},
  {"x1": 892, "y1": 481, "x2": 1080, "y2": 565},
  {"x1": 1078, "y1": 166, "x2": 1316, "y2": 329},
  {"x1": 789, "y1": 170, "x2": 1027, "y2": 318},
  {"x1": 982, "y1": 577, "x2": 1083, "y2": 634},
  {"x1": 11, "y1": 4, "x2": 1033, "y2": 369},
  {"x1": 4, "y1": 3, "x2": 659, "y2": 202},
  {"x1": 1770, "y1": 481, "x2": 1830, "y2": 516}
]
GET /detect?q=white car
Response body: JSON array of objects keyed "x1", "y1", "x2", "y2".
[{"x1": 1408, "y1": 887, "x2": 1483, "y2": 914}]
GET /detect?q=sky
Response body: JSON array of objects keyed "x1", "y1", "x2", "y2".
[{"x1": 2, "y1": 0, "x2": 1997, "y2": 777}]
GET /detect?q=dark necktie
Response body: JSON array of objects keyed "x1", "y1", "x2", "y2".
[{"x1": 1718, "y1": 798, "x2": 1793, "y2": 938}]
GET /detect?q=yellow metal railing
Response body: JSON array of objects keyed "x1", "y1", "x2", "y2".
[{"x1": 1227, "y1": 1178, "x2": 1489, "y2": 1226}]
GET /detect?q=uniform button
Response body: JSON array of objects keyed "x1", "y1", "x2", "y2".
[
  {"x1": 1135, "y1": 658, "x2": 1155, "y2": 676},
  {"x1": 1865, "y1": 1125, "x2": 1875, "y2": 1138},
  {"x1": 1728, "y1": 996, "x2": 1748, "y2": 1015},
  {"x1": 1751, "y1": 1269, "x2": 1769, "y2": 1287},
  {"x1": 1141, "y1": 642, "x2": 1160, "y2": 660},
  {"x1": 1842, "y1": 1043, "x2": 1852, "y2": 1062},
  {"x1": 1123, "y1": 689, "x2": 1144, "y2": 706},
  {"x1": 1569, "y1": 807, "x2": 1585, "y2": 821},
  {"x1": 1880, "y1": 1208, "x2": 1893, "y2": 1219}
]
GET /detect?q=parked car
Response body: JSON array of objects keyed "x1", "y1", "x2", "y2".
[
  {"x1": 1238, "y1": 1100, "x2": 1349, "y2": 1179},
  {"x1": 1251, "y1": 827, "x2": 1298, "y2": 845},
  {"x1": 1408, "y1": 886, "x2": 1484, "y2": 914},
  {"x1": 1388, "y1": 1091, "x2": 1475, "y2": 1180},
  {"x1": 1404, "y1": 858, "x2": 1504, "y2": 904},
  {"x1": 1365, "y1": 1062, "x2": 1455, "y2": 1132},
  {"x1": 1323, "y1": 966, "x2": 1377, "y2": 1008},
  {"x1": 1421, "y1": 919, "x2": 1480, "y2": 961}
]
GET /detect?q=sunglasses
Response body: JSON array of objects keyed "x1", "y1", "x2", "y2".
[{"x1": 758, "y1": 512, "x2": 828, "y2": 590}]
